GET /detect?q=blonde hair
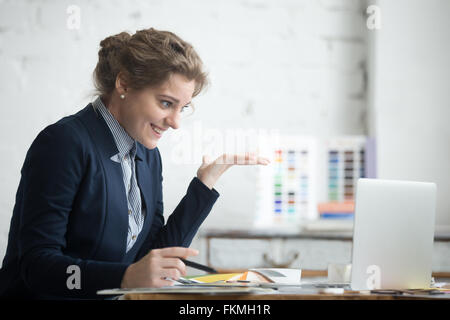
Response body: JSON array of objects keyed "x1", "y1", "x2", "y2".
[{"x1": 93, "y1": 28, "x2": 209, "y2": 100}]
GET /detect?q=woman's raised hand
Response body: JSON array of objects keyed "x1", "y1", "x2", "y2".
[{"x1": 196, "y1": 152, "x2": 270, "y2": 190}]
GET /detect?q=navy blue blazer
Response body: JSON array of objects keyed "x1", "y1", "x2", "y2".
[{"x1": 0, "y1": 103, "x2": 219, "y2": 299}]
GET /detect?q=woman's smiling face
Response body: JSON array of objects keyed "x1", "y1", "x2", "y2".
[{"x1": 115, "y1": 73, "x2": 196, "y2": 149}]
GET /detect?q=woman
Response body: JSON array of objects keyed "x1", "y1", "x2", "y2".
[{"x1": 0, "y1": 28, "x2": 268, "y2": 299}]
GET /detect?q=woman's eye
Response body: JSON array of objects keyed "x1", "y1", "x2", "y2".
[{"x1": 161, "y1": 100, "x2": 172, "y2": 108}]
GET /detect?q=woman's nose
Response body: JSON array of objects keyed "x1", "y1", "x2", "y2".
[{"x1": 165, "y1": 110, "x2": 180, "y2": 130}]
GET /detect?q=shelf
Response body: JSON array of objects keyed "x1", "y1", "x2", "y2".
[{"x1": 200, "y1": 223, "x2": 450, "y2": 241}]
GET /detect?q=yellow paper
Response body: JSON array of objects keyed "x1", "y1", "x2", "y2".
[{"x1": 190, "y1": 273, "x2": 243, "y2": 283}]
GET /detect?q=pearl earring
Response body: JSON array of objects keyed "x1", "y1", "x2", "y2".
[{"x1": 120, "y1": 94, "x2": 125, "y2": 99}]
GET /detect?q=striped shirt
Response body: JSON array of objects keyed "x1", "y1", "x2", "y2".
[{"x1": 92, "y1": 96, "x2": 145, "y2": 253}]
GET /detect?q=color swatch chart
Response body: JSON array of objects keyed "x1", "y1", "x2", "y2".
[
  {"x1": 273, "y1": 148, "x2": 310, "y2": 218},
  {"x1": 254, "y1": 136, "x2": 374, "y2": 230},
  {"x1": 255, "y1": 137, "x2": 317, "y2": 229},
  {"x1": 325, "y1": 137, "x2": 367, "y2": 202}
]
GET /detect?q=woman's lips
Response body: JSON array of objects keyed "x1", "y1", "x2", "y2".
[{"x1": 150, "y1": 124, "x2": 165, "y2": 137}]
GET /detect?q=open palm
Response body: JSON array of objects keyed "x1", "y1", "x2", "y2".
[{"x1": 196, "y1": 153, "x2": 270, "y2": 189}]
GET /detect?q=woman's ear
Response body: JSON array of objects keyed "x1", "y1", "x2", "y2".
[{"x1": 115, "y1": 71, "x2": 128, "y2": 96}]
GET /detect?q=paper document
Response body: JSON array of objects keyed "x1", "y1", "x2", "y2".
[
  {"x1": 186, "y1": 268, "x2": 302, "y2": 286},
  {"x1": 97, "y1": 268, "x2": 302, "y2": 295},
  {"x1": 249, "y1": 268, "x2": 301, "y2": 284},
  {"x1": 97, "y1": 286, "x2": 274, "y2": 295}
]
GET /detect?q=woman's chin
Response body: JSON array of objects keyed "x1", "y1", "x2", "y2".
[{"x1": 139, "y1": 137, "x2": 158, "y2": 150}]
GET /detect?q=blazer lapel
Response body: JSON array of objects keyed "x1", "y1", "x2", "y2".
[
  {"x1": 135, "y1": 144, "x2": 155, "y2": 235},
  {"x1": 76, "y1": 104, "x2": 129, "y2": 259}
]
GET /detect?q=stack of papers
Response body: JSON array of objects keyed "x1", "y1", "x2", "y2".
[
  {"x1": 97, "y1": 286, "x2": 273, "y2": 295},
  {"x1": 97, "y1": 268, "x2": 302, "y2": 296},
  {"x1": 187, "y1": 268, "x2": 301, "y2": 284}
]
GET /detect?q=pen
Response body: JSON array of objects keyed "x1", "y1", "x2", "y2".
[{"x1": 179, "y1": 258, "x2": 218, "y2": 274}]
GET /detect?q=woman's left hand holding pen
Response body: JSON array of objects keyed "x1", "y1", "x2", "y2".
[{"x1": 196, "y1": 152, "x2": 270, "y2": 190}]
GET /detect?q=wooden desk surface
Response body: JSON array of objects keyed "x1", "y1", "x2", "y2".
[
  {"x1": 121, "y1": 274, "x2": 450, "y2": 300},
  {"x1": 122, "y1": 291, "x2": 449, "y2": 300}
]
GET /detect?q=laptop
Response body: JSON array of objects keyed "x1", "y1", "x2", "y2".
[{"x1": 350, "y1": 178, "x2": 437, "y2": 290}]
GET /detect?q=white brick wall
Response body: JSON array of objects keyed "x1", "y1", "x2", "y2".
[
  {"x1": 0, "y1": 0, "x2": 368, "y2": 260},
  {"x1": 369, "y1": 0, "x2": 450, "y2": 226}
]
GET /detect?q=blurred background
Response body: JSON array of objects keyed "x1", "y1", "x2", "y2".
[{"x1": 0, "y1": 0, "x2": 449, "y2": 274}]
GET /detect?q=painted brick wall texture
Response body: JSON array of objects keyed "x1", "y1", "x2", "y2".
[{"x1": 0, "y1": 0, "x2": 368, "y2": 260}]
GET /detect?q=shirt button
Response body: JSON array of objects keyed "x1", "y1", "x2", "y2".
[
  {"x1": 128, "y1": 209, "x2": 131, "y2": 215},
  {"x1": 132, "y1": 235, "x2": 137, "y2": 240}
]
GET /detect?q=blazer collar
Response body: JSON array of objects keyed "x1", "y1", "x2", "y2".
[
  {"x1": 75, "y1": 103, "x2": 146, "y2": 162},
  {"x1": 76, "y1": 103, "x2": 119, "y2": 159}
]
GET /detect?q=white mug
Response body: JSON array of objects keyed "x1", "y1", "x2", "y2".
[{"x1": 327, "y1": 263, "x2": 352, "y2": 283}]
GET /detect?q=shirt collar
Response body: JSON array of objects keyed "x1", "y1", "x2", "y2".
[{"x1": 92, "y1": 96, "x2": 136, "y2": 159}]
